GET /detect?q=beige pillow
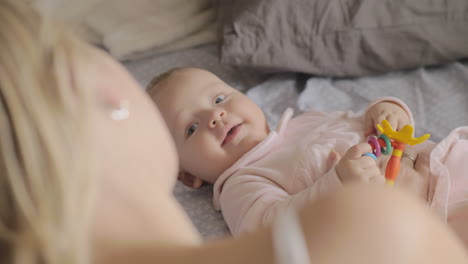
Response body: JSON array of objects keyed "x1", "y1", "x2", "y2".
[{"x1": 32, "y1": 0, "x2": 217, "y2": 61}]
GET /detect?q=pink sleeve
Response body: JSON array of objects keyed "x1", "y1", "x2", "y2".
[
  {"x1": 260, "y1": 167, "x2": 342, "y2": 227},
  {"x1": 363, "y1": 97, "x2": 415, "y2": 126},
  {"x1": 218, "y1": 176, "x2": 290, "y2": 236},
  {"x1": 219, "y1": 169, "x2": 342, "y2": 236}
]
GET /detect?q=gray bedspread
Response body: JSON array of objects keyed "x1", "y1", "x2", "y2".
[
  {"x1": 125, "y1": 44, "x2": 468, "y2": 239},
  {"x1": 218, "y1": 0, "x2": 468, "y2": 77}
]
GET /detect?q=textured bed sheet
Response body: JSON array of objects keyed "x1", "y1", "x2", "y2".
[{"x1": 124, "y1": 44, "x2": 468, "y2": 239}]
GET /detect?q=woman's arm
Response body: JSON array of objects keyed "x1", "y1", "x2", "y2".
[{"x1": 99, "y1": 184, "x2": 468, "y2": 264}]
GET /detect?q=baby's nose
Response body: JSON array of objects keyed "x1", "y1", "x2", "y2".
[{"x1": 209, "y1": 110, "x2": 225, "y2": 128}]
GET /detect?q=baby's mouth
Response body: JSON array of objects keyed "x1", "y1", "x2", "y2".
[{"x1": 222, "y1": 124, "x2": 242, "y2": 146}]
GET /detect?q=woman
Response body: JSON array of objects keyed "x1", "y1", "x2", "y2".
[{"x1": 0, "y1": 1, "x2": 466, "y2": 263}]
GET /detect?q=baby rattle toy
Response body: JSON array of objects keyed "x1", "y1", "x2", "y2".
[{"x1": 364, "y1": 120, "x2": 431, "y2": 186}]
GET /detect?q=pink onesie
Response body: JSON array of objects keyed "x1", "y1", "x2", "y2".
[{"x1": 212, "y1": 97, "x2": 468, "y2": 236}]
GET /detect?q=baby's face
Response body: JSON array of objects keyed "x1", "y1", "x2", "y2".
[{"x1": 154, "y1": 68, "x2": 269, "y2": 184}]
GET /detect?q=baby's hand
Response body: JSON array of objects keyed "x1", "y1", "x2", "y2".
[
  {"x1": 336, "y1": 143, "x2": 384, "y2": 184},
  {"x1": 364, "y1": 102, "x2": 411, "y2": 136}
]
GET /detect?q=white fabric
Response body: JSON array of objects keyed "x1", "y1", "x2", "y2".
[{"x1": 248, "y1": 63, "x2": 468, "y2": 142}]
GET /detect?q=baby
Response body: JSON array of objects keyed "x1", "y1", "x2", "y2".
[{"x1": 147, "y1": 67, "x2": 468, "y2": 242}]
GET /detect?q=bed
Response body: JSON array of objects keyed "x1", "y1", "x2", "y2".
[
  {"x1": 123, "y1": 43, "x2": 468, "y2": 239},
  {"x1": 48, "y1": 0, "x2": 468, "y2": 239}
]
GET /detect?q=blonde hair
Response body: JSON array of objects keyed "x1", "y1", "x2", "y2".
[{"x1": 0, "y1": 1, "x2": 95, "y2": 264}]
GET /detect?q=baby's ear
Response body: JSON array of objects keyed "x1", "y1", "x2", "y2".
[{"x1": 178, "y1": 171, "x2": 204, "y2": 189}]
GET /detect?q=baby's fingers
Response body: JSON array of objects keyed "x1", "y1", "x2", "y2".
[
  {"x1": 355, "y1": 164, "x2": 381, "y2": 183},
  {"x1": 370, "y1": 173, "x2": 385, "y2": 184},
  {"x1": 396, "y1": 117, "x2": 411, "y2": 131},
  {"x1": 364, "y1": 116, "x2": 377, "y2": 136},
  {"x1": 360, "y1": 156, "x2": 379, "y2": 167},
  {"x1": 375, "y1": 114, "x2": 398, "y2": 134},
  {"x1": 385, "y1": 117, "x2": 399, "y2": 132},
  {"x1": 343, "y1": 143, "x2": 373, "y2": 160}
]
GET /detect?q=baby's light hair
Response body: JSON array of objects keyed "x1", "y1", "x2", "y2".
[
  {"x1": 0, "y1": 1, "x2": 95, "y2": 264},
  {"x1": 146, "y1": 67, "x2": 193, "y2": 100}
]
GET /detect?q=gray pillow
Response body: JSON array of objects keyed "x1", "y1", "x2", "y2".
[{"x1": 217, "y1": 0, "x2": 468, "y2": 77}]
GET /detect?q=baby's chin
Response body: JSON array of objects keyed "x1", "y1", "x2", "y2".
[
  {"x1": 202, "y1": 167, "x2": 231, "y2": 185},
  {"x1": 205, "y1": 159, "x2": 245, "y2": 183}
]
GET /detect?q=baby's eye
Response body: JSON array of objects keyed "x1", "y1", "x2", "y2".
[
  {"x1": 214, "y1": 95, "x2": 226, "y2": 104},
  {"x1": 187, "y1": 123, "x2": 198, "y2": 137}
]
